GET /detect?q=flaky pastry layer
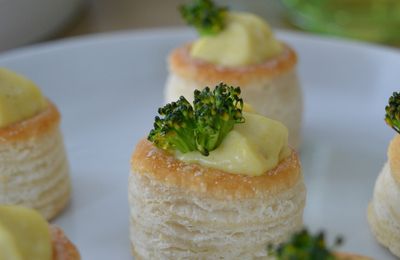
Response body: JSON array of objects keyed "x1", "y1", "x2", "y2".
[
  {"x1": 0, "y1": 101, "x2": 60, "y2": 142},
  {"x1": 129, "y1": 139, "x2": 305, "y2": 259},
  {"x1": 0, "y1": 99, "x2": 70, "y2": 220},
  {"x1": 388, "y1": 134, "x2": 400, "y2": 184},
  {"x1": 131, "y1": 139, "x2": 302, "y2": 200},
  {"x1": 368, "y1": 162, "x2": 400, "y2": 258},
  {"x1": 168, "y1": 42, "x2": 297, "y2": 86}
]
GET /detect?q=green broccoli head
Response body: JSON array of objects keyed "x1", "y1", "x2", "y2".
[
  {"x1": 269, "y1": 229, "x2": 343, "y2": 260},
  {"x1": 385, "y1": 92, "x2": 400, "y2": 134},
  {"x1": 179, "y1": 0, "x2": 228, "y2": 36},
  {"x1": 148, "y1": 83, "x2": 244, "y2": 156},
  {"x1": 148, "y1": 96, "x2": 197, "y2": 153},
  {"x1": 193, "y1": 84, "x2": 244, "y2": 155}
]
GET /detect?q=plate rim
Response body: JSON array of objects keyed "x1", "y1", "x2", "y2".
[{"x1": 0, "y1": 27, "x2": 399, "y2": 63}]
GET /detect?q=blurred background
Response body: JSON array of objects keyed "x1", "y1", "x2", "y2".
[{"x1": 1, "y1": 0, "x2": 399, "y2": 52}]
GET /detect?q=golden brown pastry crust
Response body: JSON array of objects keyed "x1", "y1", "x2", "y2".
[
  {"x1": 335, "y1": 252, "x2": 372, "y2": 260},
  {"x1": 131, "y1": 139, "x2": 301, "y2": 200},
  {"x1": 388, "y1": 134, "x2": 400, "y2": 184},
  {"x1": 0, "y1": 101, "x2": 60, "y2": 142},
  {"x1": 51, "y1": 225, "x2": 80, "y2": 260},
  {"x1": 168, "y1": 42, "x2": 297, "y2": 86}
]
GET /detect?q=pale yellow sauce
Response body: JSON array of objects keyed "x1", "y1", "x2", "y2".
[
  {"x1": 190, "y1": 12, "x2": 283, "y2": 67},
  {"x1": 177, "y1": 112, "x2": 290, "y2": 176},
  {"x1": 0, "y1": 68, "x2": 47, "y2": 128},
  {"x1": 0, "y1": 205, "x2": 51, "y2": 260}
]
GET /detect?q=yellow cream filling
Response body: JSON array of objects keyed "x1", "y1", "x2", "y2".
[
  {"x1": 0, "y1": 205, "x2": 52, "y2": 260},
  {"x1": 190, "y1": 12, "x2": 283, "y2": 67},
  {"x1": 177, "y1": 112, "x2": 290, "y2": 176},
  {"x1": 0, "y1": 68, "x2": 47, "y2": 128}
]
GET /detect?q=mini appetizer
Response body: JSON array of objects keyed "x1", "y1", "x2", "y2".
[
  {"x1": 270, "y1": 229, "x2": 372, "y2": 260},
  {"x1": 129, "y1": 84, "x2": 306, "y2": 259},
  {"x1": 0, "y1": 205, "x2": 80, "y2": 260},
  {"x1": 368, "y1": 92, "x2": 400, "y2": 258},
  {"x1": 165, "y1": 0, "x2": 303, "y2": 149},
  {"x1": 0, "y1": 68, "x2": 71, "y2": 220}
]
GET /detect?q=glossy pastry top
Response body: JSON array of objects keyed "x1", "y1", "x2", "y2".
[
  {"x1": 131, "y1": 138, "x2": 301, "y2": 200},
  {"x1": 169, "y1": 43, "x2": 297, "y2": 85},
  {"x1": 0, "y1": 101, "x2": 60, "y2": 142},
  {"x1": 0, "y1": 68, "x2": 47, "y2": 128},
  {"x1": 190, "y1": 12, "x2": 283, "y2": 67},
  {"x1": 388, "y1": 134, "x2": 400, "y2": 184}
]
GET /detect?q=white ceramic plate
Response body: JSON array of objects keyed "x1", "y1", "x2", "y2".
[{"x1": 0, "y1": 29, "x2": 399, "y2": 259}]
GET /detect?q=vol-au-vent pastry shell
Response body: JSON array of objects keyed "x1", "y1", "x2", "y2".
[
  {"x1": 132, "y1": 139, "x2": 302, "y2": 200},
  {"x1": 165, "y1": 43, "x2": 302, "y2": 150},
  {"x1": 368, "y1": 135, "x2": 400, "y2": 257},
  {"x1": 51, "y1": 225, "x2": 80, "y2": 260},
  {"x1": 0, "y1": 101, "x2": 71, "y2": 220},
  {"x1": 168, "y1": 43, "x2": 297, "y2": 85},
  {"x1": 368, "y1": 163, "x2": 400, "y2": 257},
  {"x1": 129, "y1": 139, "x2": 306, "y2": 259}
]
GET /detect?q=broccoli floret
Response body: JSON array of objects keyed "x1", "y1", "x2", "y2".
[
  {"x1": 385, "y1": 92, "x2": 400, "y2": 134},
  {"x1": 179, "y1": 0, "x2": 228, "y2": 36},
  {"x1": 193, "y1": 84, "x2": 244, "y2": 155},
  {"x1": 148, "y1": 96, "x2": 197, "y2": 153},
  {"x1": 148, "y1": 83, "x2": 244, "y2": 156},
  {"x1": 268, "y1": 229, "x2": 343, "y2": 260}
]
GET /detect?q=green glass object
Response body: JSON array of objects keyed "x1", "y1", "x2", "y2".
[{"x1": 281, "y1": 0, "x2": 400, "y2": 43}]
